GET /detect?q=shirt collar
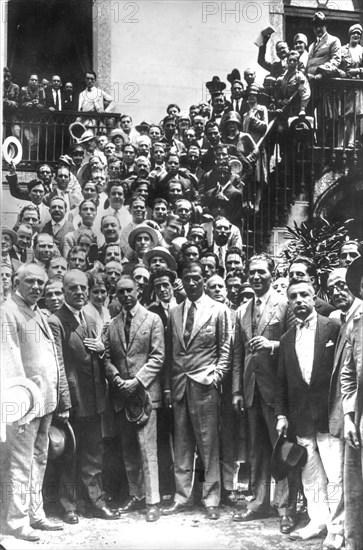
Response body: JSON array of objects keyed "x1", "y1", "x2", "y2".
[
  {"x1": 255, "y1": 288, "x2": 272, "y2": 309},
  {"x1": 65, "y1": 303, "x2": 83, "y2": 321},
  {"x1": 122, "y1": 302, "x2": 139, "y2": 318},
  {"x1": 15, "y1": 290, "x2": 37, "y2": 310},
  {"x1": 52, "y1": 218, "x2": 66, "y2": 229},
  {"x1": 296, "y1": 310, "x2": 317, "y2": 328},
  {"x1": 185, "y1": 293, "x2": 207, "y2": 310},
  {"x1": 345, "y1": 298, "x2": 362, "y2": 322}
]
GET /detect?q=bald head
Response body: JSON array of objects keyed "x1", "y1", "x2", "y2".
[
  {"x1": 205, "y1": 274, "x2": 227, "y2": 303},
  {"x1": 327, "y1": 268, "x2": 355, "y2": 312}
]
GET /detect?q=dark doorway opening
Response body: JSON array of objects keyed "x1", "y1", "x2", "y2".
[{"x1": 7, "y1": 0, "x2": 93, "y2": 94}]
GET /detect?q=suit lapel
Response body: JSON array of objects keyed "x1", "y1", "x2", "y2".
[
  {"x1": 288, "y1": 326, "x2": 306, "y2": 383},
  {"x1": 12, "y1": 295, "x2": 51, "y2": 340},
  {"x1": 310, "y1": 317, "x2": 326, "y2": 385},
  {"x1": 258, "y1": 293, "x2": 277, "y2": 335},
  {"x1": 128, "y1": 306, "x2": 147, "y2": 347},
  {"x1": 174, "y1": 303, "x2": 186, "y2": 348},
  {"x1": 188, "y1": 301, "x2": 213, "y2": 345}
]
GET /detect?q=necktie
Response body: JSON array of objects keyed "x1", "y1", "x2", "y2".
[
  {"x1": 55, "y1": 90, "x2": 59, "y2": 110},
  {"x1": 124, "y1": 310, "x2": 132, "y2": 346},
  {"x1": 296, "y1": 318, "x2": 309, "y2": 329},
  {"x1": 53, "y1": 223, "x2": 60, "y2": 234},
  {"x1": 184, "y1": 302, "x2": 196, "y2": 345},
  {"x1": 340, "y1": 312, "x2": 346, "y2": 324},
  {"x1": 252, "y1": 298, "x2": 262, "y2": 337},
  {"x1": 180, "y1": 225, "x2": 185, "y2": 237}
]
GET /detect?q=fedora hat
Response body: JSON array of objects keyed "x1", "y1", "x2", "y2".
[
  {"x1": 2, "y1": 376, "x2": 43, "y2": 426},
  {"x1": 128, "y1": 224, "x2": 159, "y2": 251},
  {"x1": 109, "y1": 128, "x2": 125, "y2": 140},
  {"x1": 48, "y1": 419, "x2": 76, "y2": 460},
  {"x1": 2, "y1": 136, "x2": 23, "y2": 165},
  {"x1": 271, "y1": 433, "x2": 307, "y2": 481},
  {"x1": 78, "y1": 129, "x2": 96, "y2": 144},
  {"x1": 2, "y1": 225, "x2": 18, "y2": 246},
  {"x1": 312, "y1": 11, "x2": 326, "y2": 25},
  {"x1": 346, "y1": 256, "x2": 363, "y2": 299},
  {"x1": 227, "y1": 68, "x2": 242, "y2": 85},
  {"x1": 58, "y1": 154, "x2": 75, "y2": 168},
  {"x1": 135, "y1": 121, "x2": 151, "y2": 133},
  {"x1": 125, "y1": 386, "x2": 152, "y2": 427},
  {"x1": 143, "y1": 245, "x2": 177, "y2": 271}
]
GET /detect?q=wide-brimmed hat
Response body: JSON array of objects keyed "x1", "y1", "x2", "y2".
[
  {"x1": 2, "y1": 376, "x2": 43, "y2": 426},
  {"x1": 48, "y1": 419, "x2": 76, "y2": 460},
  {"x1": 109, "y1": 129, "x2": 125, "y2": 140},
  {"x1": 58, "y1": 154, "x2": 75, "y2": 168},
  {"x1": 2, "y1": 226, "x2": 18, "y2": 246},
  {"x1": 143, "y1": 245, "x2": 177, "y2": 271},
  {"x1": 312, "y1": 11, "x2": 326, "y2": 25},
  {"x1": 346, "y1": 256, "x2": 363, "y2": 299},
  {"x1": 128, "y1": 224, "x2": 159, "y2": 251},
  {"x1": 206, "y1": 76, "x2": 226, "y2": 94},
  {"x1": 78, "y1": 129, "x2": 96, "y2": 144},
  {"x1": 69, "y1": 121, "x2": 86, "y2": 143},
  {"x1": 271, "y1": 433, "x2": 308, "y2": 481},
  {"x1": 2, "y1": 136, "x2": 23, "y2": 165},
  {"x1": 227, "y1": 68, "x2": 242, "y2": 86},
  {"x1": 125, "y1": 386, "x2": 152, "y2": 427}
]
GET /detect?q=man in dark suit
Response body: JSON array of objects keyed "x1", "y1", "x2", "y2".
[
  {"x1": 288, "y1": 256, "x2": 335, "y2": 317},
  {"x1": 161, "y1": 261, "x2": 232, "y2": 520},
  {"x1": 41, "y1": 196, "x2": 74, "y2": 255},
  {"x1": 44, "y1": 75, "x2": 66, "y2": 111},
  {"x1": 276, "y1": 280, "x2": 341, "y2": 544},
  {"x1": 103, "y1": 275, "x2": 165, "y2": 522},
  {"x1": 48, "y1": 270, "x2": 119, "y2": 523},
  {"x1": 232, "y1": 253, "x2": 296, "y2": 532}
]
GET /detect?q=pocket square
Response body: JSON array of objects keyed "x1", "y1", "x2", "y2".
[
  {"x1": 326, "y1": 340, "x2": 335, "y2": 347},
  {"x1": 269, "y1": 320, "x2": 280, "y2": 325}
]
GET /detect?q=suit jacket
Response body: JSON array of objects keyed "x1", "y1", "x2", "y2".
[
  {"x1": 48, "y1": 305, "x2": 106, "y2": 418},
  {"x1": 307, "y1": 32, "x2": 342, "y2": 76},
  {"x1": 103, "y1": 303, "x2": 165, "y2": 410},
  {"x1": 276, "y1": 314, "x2": 340, "y2": 437},
  {"x1": 44, "y1": 189, "x2": 80, "y2": 210},
  {"x1": 41, "y1": 219, "x2": 74, "y2": 255},
  {"x1": 2, "y1": 294, "x2": 70, "y2": 417},
  {"x1": 232, "y1": 290, "x2": 290, "y2": 409},
  {"x1": 330, "y1": 301, "x2": 362, "y2": 438},
  {"x1": 44, "y1": 88, "x2": 67, "y2": 111},
  {"x1": 341, "y1": 312, "x2": 363, "y2": 441},
  {"x1": 165, "y1": 294, "x2": 232, "y2": 403},
  {"x1": 148, "y1": 302, "x2": 169, "y2": 333}
]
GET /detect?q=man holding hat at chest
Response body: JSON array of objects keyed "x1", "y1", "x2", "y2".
[{"x1": 341, "y1": 256, "x2": 363, "y2": 550}]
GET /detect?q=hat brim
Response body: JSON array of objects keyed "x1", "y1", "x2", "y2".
[
  {"x1": 128, "y1": 225, "x2": 159, "y2": 250},
  {"x1": 2, "y1": 136, "x2": 23, "y2": 165},
  {"x1": 3, "y1": 376, "x2": 43, "y2": 425},
  {"x1": 271, "y1": 433, "x2": 307, "y2": 481},
  {"x1": 48, "y1": 420, "x2": 76, "y2": 460},
  {"x1": 2, "y1": 227, "x2": 18, "y2": 246},
  {"x1": 346, "y1": 256, "x2": 363, "y2": 299},
  {"x1": 143, "y1": 246, "x2": 177, "y2": 271}
]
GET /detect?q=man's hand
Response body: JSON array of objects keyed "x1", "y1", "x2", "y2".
[
  {"x1": 232, "y1": 394, "x2": 244, "y2": 414},
  {"x1": 347, "y1": 68, "x2": 360, "y2": 78},
  {"x1": 249, "y1": 336, "x2": 272, "y2": 353},
  {"x1": 120, "y1": 379, "x2": 140, "y2": 398},
  {"x1": 344, "y1": 415, "x2": 360, "y2": 449},
  {"x1": 54, "y1": 409, "x2": 70, "y2": 423},
  {"x1": 48, "y1": 107, "x2": 56, "y2": 112},
  {"x1": 84, "y1": 337, "x2": 105, "y2": 353},
  {"x1": 164, "y1": 390, "x2": 172, "y2": 409},
  {"x1": 8, "y1": 161, "x2": 16, "y2": 175},
  {"x1": 276, "y1": 416, "x2": 288, "y2": 437},
  {"x1": 314, "y1": 74, "x2": 323, "y2": 81}
]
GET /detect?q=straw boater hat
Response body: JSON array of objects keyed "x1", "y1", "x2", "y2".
[
  {"x1": 2, "y1": 226, "x2": 18, "y2": 246},
  {"x1": 128, "y1": 224, "x2": 159, "y2": 251},
  {"x1": 143, "y1": 246, "x2": 177, "y2": 271}
]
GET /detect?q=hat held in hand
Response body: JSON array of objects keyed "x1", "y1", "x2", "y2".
[{"x1": 271, "y1": 432, "x2": 307, "y2": 481}]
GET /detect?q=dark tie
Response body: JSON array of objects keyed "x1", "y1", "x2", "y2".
[
  {"x1": 184, "y1": 302, "x2": 196, "y2": 345},
  {"x1": 252, "y1": 298, "x2": 262, "y2": 337},
  {"x1": 124, "y1": 310, "x2": 132, "y2": 346},
  {"x1": 340, "y1": 312, "x2": 346, "y2": 324},
  {"x1": 55, "y1": 91, "x2": 59, "y2": 110},
  {"x1": 180, "y1": 225, "x2": 186, "y2": 237}
]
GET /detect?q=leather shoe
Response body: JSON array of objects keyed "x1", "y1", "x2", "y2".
[
  {"x1": 64, "y1": 511, "x2": 79, "y2": 524},
  {"x1": 232, "y1": 509, "x2": 268, "y2": 522},
  {"x1": 93, "y1": 506, "x2": 120, "y2": 520},
  {"x1": 146, "y1": 505, "x2": 160, "y2": 522},
  {"x1": 206, "y1": 506, "x2": 220, "y2": 520},
  {"x1": 13, "y1": 526, "x2": 40, "y2": 541},
  {"x1": 31, "y1": 518, "x2": 64, "y2": 531},
  {"x1": 117, "y1": 496, "x2": 145, "y2": 514},
  {"x1": 280, "y1": 515, "x2": 296, "y2": 534},
  {"x1": 160, "y1": 502, "x2": 191, "y2": 515}
]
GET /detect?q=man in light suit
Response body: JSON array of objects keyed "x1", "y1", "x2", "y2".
[
  {"x1": 276, "y1": 280, "x2": 341, "y2": 544},
  {"x1": 306, "y1": 12, "x2": 341, "y2": 81},
  {"x1": 103, "y1": 275, "x2": 165, "y2": 522},
  {"x1": 48, "y1": 270, "x2": 119, "y2": 523},
  {"x1": 232, "y1": 253, "x2": 296, "y2": 533},
  {"x1": 2, "y1": 264, "x2": 70, "y2": 541},
  {"x1": 161, "y1": 261, "x2": 232, "y2": 520}
]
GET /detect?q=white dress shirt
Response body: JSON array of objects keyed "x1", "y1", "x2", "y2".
[{"x1": 295, "y1": 310, "x2": 317, "y2": 385}]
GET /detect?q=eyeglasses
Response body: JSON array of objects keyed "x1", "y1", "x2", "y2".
[{"x1": 327, "y1": 281, "x2": 348, "y2": 295}]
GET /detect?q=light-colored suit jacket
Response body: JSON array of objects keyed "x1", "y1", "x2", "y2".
[
  {"x1": 165, "y1": 294, "x2": 232, "y2": 403},
  {"x1": 103, "y1": 303, "x2": 165, "y2": 410},
  {"x1": 232, "y1": 290, "x2": 289, "y2": 408},
  {"x1": 307, "y1": 32, "x2": 341, "y2": 76},
  {"x1": 2, "y1": 294, "x2": 70, "y2": 418},
  {"x1": 329, "y1": 299, "x2": 362, "y2": 438},
  {"x1": 341, "y1": 310, "x2": 363, "y2": 441}
]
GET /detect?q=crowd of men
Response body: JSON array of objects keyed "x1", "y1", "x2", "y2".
[{"x1": 1, "y1": 9, "x2": 363, "y2": 550}]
